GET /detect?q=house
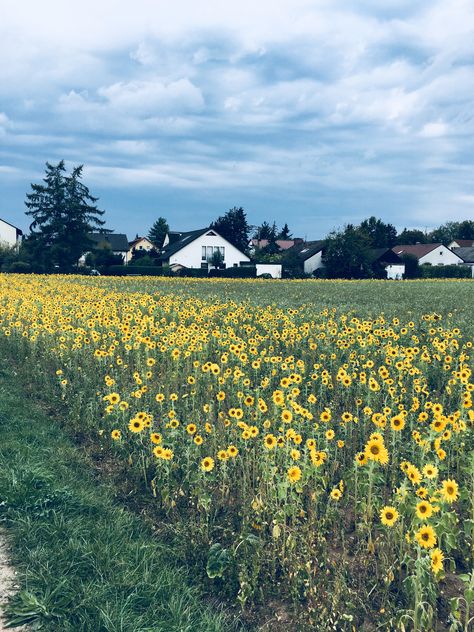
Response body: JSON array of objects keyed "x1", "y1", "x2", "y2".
[
  {"x1": 367, "y1": 248, "x2": 405, "y2": 279},
  {"x1": 249, "y1": 238, "x2": 303, "y2": 252},
  {"x1": 392, "y1": 244, "x2": 464, "y2": 266},
  {"x1": 0, "y1": 217, "x2": 23, "y2": 250},
  {"x1": 128, "y1": 236, "x2": 156, "y2": 262},
  {"x1": 448, "y1": 239, "x2": 474, "y2": 249},
  {"x1": 159, "y1": 227, "x2": 250, "y2": 270},
  {"x1": 79, "y1": 233, "x2": 130, "y2": 265},
  {"x1": 285, "y1": 240, "x2": 325, "y2": 275},
  {"x1": 452, "y1": 247, "x2": 474, "y2": 277}
]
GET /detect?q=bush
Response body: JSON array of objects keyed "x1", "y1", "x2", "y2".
[
  {"x1": 419, "y1": 264, "x2": 471, "y2": 278},
  {"x1": 6, "y1": 261, "x2": 32, "y2": 273}
]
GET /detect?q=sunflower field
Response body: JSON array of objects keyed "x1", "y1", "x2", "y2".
[{"x1": 0, "y1": 274, "x2": 472, "y2": 631}]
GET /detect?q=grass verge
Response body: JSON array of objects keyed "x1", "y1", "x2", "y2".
[{"x1": 0, "y1": 366, "x2": 240, "y2": 632}]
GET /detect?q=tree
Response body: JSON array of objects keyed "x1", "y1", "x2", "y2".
[
  {"x1": 323, "y1": 224, "x2": 371, "y2": 279},
  {"x1": 211, "y1": 207, "x2": 250, "y2": 253},
  {"x1": 396, "y1": 228, "x2": 428, "y2": 245},
  {"x1": 277, "y1": 223, "x2": 292, "y2": 239},
  {"x1": 457, "y1": 220, "x2": 474, "y2": 240},
  {"x1": 209, "y1": 249, "x2": 224, "y2": 269},
  {"x1": 25, "y1": 161, "x2": 105, "y2": 272},
  {"x1": 253, "y1": 221, "x2": 274, "y2": 240},
  {"x1": 358, "y1": 216, "x2": 397, "y2": 248},
  {"x1": 148, "y1": 217, "x2": 169, "y2": 248}
]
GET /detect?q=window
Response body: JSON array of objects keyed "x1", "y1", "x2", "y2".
[{"x1": 202, "y1": 246, "x2": 207, "y2": 261}]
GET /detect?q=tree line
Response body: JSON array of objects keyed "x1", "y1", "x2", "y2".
[{"x1": 2, "y1": 160, "x2": 473, "y2": 276}]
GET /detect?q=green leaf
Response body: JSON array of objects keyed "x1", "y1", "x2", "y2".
[{"x1": 206, "y1": 543, "x2": 231, "y2": 579}]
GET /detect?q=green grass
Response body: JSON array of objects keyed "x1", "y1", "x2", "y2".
[{"x1": 0, "y1": 367, "x2": 241, "y2": 632}]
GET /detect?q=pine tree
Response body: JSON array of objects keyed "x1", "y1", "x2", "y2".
[
  {"x1": 148, "y1": 217, "x2": 169, "y2": 248},
  {"x1": 210, "y1": 207, "x2": 250, "y2": 253},
  {"x1": 25, "y1": 161, "x2": 105, "y2": 272}
]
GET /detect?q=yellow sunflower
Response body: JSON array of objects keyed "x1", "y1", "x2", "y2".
[
  {"x1": 415, "y1": 525, "x2": 437, "y2": 549},
  {"x1": 380, "y1": 506, "x2": 399, "y2": 527},
  {"x1": 440, "y1": 479, "x2": 459, "y2": 503}
]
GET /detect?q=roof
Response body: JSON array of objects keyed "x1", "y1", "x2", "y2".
[
  {"x1": 451, "y1": 239, "x2": 474, "y2": 248},
  {"x1": 88, "y1": 233, "x2": 129, "y2": 251},
  {"x1": 286, "y1": 240, "x2": 325, "y2": 261},
  {"x1": 392, "y1": 243, "x2": 443, "y2": 259},
  {"x1": 250, "y1": 238, "x2": 302, "y2": 250},
  {"x1": 160, "y1": 228, "x2": 211, "y2": 259},
  {"x1": 0, "y1": 217, "x2": 23, "y2": 235},
  {"x1": 452, "y1": 246, "x2": 474, "y2": 263},
  {"x1": 367, "y1": 248, "x2": 403, "y2": 265}
]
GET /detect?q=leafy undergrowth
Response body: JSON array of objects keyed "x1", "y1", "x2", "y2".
[{"x1": 0, "y1": 367, "x2": 241, "y2": 632}]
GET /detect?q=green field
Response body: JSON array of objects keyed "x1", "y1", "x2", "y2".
[{"x1": 0, "y1": 276, "x2": 472, "y2": 631}]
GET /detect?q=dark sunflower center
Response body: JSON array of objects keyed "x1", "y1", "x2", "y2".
[
  {"x1": 386, "y1": 512, "x2": 393, "y2": 520},
  {"x1": 422, "y1": 533, "x2": 429, "y2": 541},
  {"x1": 371, "y1": 445, "x2": 380, "y2": 455}
]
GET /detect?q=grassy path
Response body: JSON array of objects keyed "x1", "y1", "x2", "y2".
[{"x1": 0, "y1": 367, "x2": 239, "y2": 632}]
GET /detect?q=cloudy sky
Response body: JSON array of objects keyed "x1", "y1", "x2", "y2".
[{"x1": 1, "y1": 0, "x2": 473, "y2": 239}]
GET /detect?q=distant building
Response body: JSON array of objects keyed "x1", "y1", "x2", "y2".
[
  {"x1": 367, "y1": 248, "x2": 405, "y2": 279},
  {"x1": 160, "y1": 227, "x2": 250, "y2": 270},
  {"x1": 285, "y1": 240, "x2": 326, "y2": 275},
  {"x1": 452, "y1": 246, "x2": 474, "y2": 277},
  {"x1": 0, "y1": 217, "x2": 23, "y2": 250},
  {"x1": 79, "y1": 233, "x2": 130, "y2": 265},
  {"x1": 249, "y1": 238, "x2": 303, "y2": 252},
  {"x1": 392, "y1": 244, "x2": 464, "y2": 266},
  {"x1": 128, "y1": 236, "x2": 156, "y2": 262},
  {"x1": 448, "y1": 239, "x2": 474, "y2": 249}
]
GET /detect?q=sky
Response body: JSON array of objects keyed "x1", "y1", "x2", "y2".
[{"x1": 1, "y1": 0, "x2": 473, "y2": 240}]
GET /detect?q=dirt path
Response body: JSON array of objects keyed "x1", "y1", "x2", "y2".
[{"x1": 0, "y1": 530, "x2": 25, "y2": 631}]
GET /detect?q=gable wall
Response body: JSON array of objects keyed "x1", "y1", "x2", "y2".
[
  {"x1": 168, "y1": 233, "x2": 250, "y2": 268},
  {"x1": 303, "y1": 251, "x2": 323, "y2": 275},
  {"x1": 0, "y1": 220, "x2": 19, "y2": 248},
  {"x1": 419, "y1": 246, "x2": 463, "y2": 266}
]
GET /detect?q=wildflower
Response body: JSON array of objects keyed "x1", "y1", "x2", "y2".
[
  {"x1": 201, "y1": 457, "x2": 215, "y2": 472},
  {"x1": 416, "y1": 501, "x2": 433, "y2": 520},
  {"x1": 430, "y1": 548, "x2": 444, "y2": 574},
  {"x1": 380, "y1": 506, "x2": 399, "y2": 527},
  {"x1": 440, "y1": 479, "x2": 459, "y2": 503},
  {"x1": 287, "y1": 466, "x2": 302, "y2": 484},
  {"x1": 415, "y1": 525, "x2": 437, "y2": 549},
  {"x1": 111, "y1": 429, "x2": 121, "y2": 440}
]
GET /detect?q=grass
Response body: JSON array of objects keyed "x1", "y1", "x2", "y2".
[{"x1": 0, "y1": 366, "x2": 241, "y2": 632}]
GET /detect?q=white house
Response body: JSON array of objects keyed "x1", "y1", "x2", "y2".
[
  {"x1": 0, "y1": 218, "x2": 23, "y2": 250},
  {"x1": 448, "y1": 239, "x2": 474, "y2": 249},
  {"x1": 255, "y1": 263, "x2": 282, "y2": 278},
  {"x1": 392, "y1": 244, "x2": 464, "y2": 266},
  {"x1": 286, "y1": 240, "x2": 325, "y2": 275},
  {"x1": 160, "y1": 228, "x2": 250, "y2": 269},
  {"x1": 128, "y1": 236, "x2": 156, "y2": 261}
]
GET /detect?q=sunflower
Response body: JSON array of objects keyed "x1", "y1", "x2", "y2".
[
  {"x1": 264, "y1": 434, "x2": 277, "y2": 450},
  {"x1": 330, "y1": 488, "x2": 342, "y2": 501},
  {"x1": 415, "y1": 501, "x2": 433, "y2": 520},
  {"x1": 365, "y1": 438, "x2": 389, "y2": 465},
  {"x1": 111, "y1": 429, "x2": 121, "y2": 440},
  {"x1": 128, "y1": 418, "x2": 144, "y2": 433},
  {"x1": 380, "y1": 506, "x2": 399, "y2": 526},
  {"x1": 430, "y1": 548, "x2": 444, "y2": 574},
  {"x1": 217, "y1": 450, "x2": 229, "y2": 461},
  {"x1": 287, "y1": 466, "x2": 302, "y2": 484},
  {"x1": 415, "y1": 525, "x2": 437, "y2": 549},
  {"x1": 390, "y1": 415, "x2": 405, "y2": 432},
  {"x1": 227, "y1": 445, "x2": 238, "y2": 458},
  {"x1": 201, "y1": 457, "x2": 215, "y2": 472},
  {"x1": 440, "y1": 479, "x2": 459, "y2": 503},
  {"x1": 422, "y1": 464, "x2": 438, "y2": 479},
  {"x1": 355, "y1": 451, "x2": 368, "y2": 466}
]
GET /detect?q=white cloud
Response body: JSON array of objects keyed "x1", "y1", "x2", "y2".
[{"x1": 419, "y1": 121, "x2": 448, "y2": 137}]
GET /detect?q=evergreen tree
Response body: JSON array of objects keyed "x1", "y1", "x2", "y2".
[
  {"x1": 211, "y1": 207, "x2": 250, "y2": 253},
  {"x1": 25, "y1": 161, "x2": 105, "y2": 272},
  {"x1": 148, "y1": 217, "x2": 169, "y2": 248},
  {"x1": 277, "y1": 222, "x2": 292, "y2": 239}
]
